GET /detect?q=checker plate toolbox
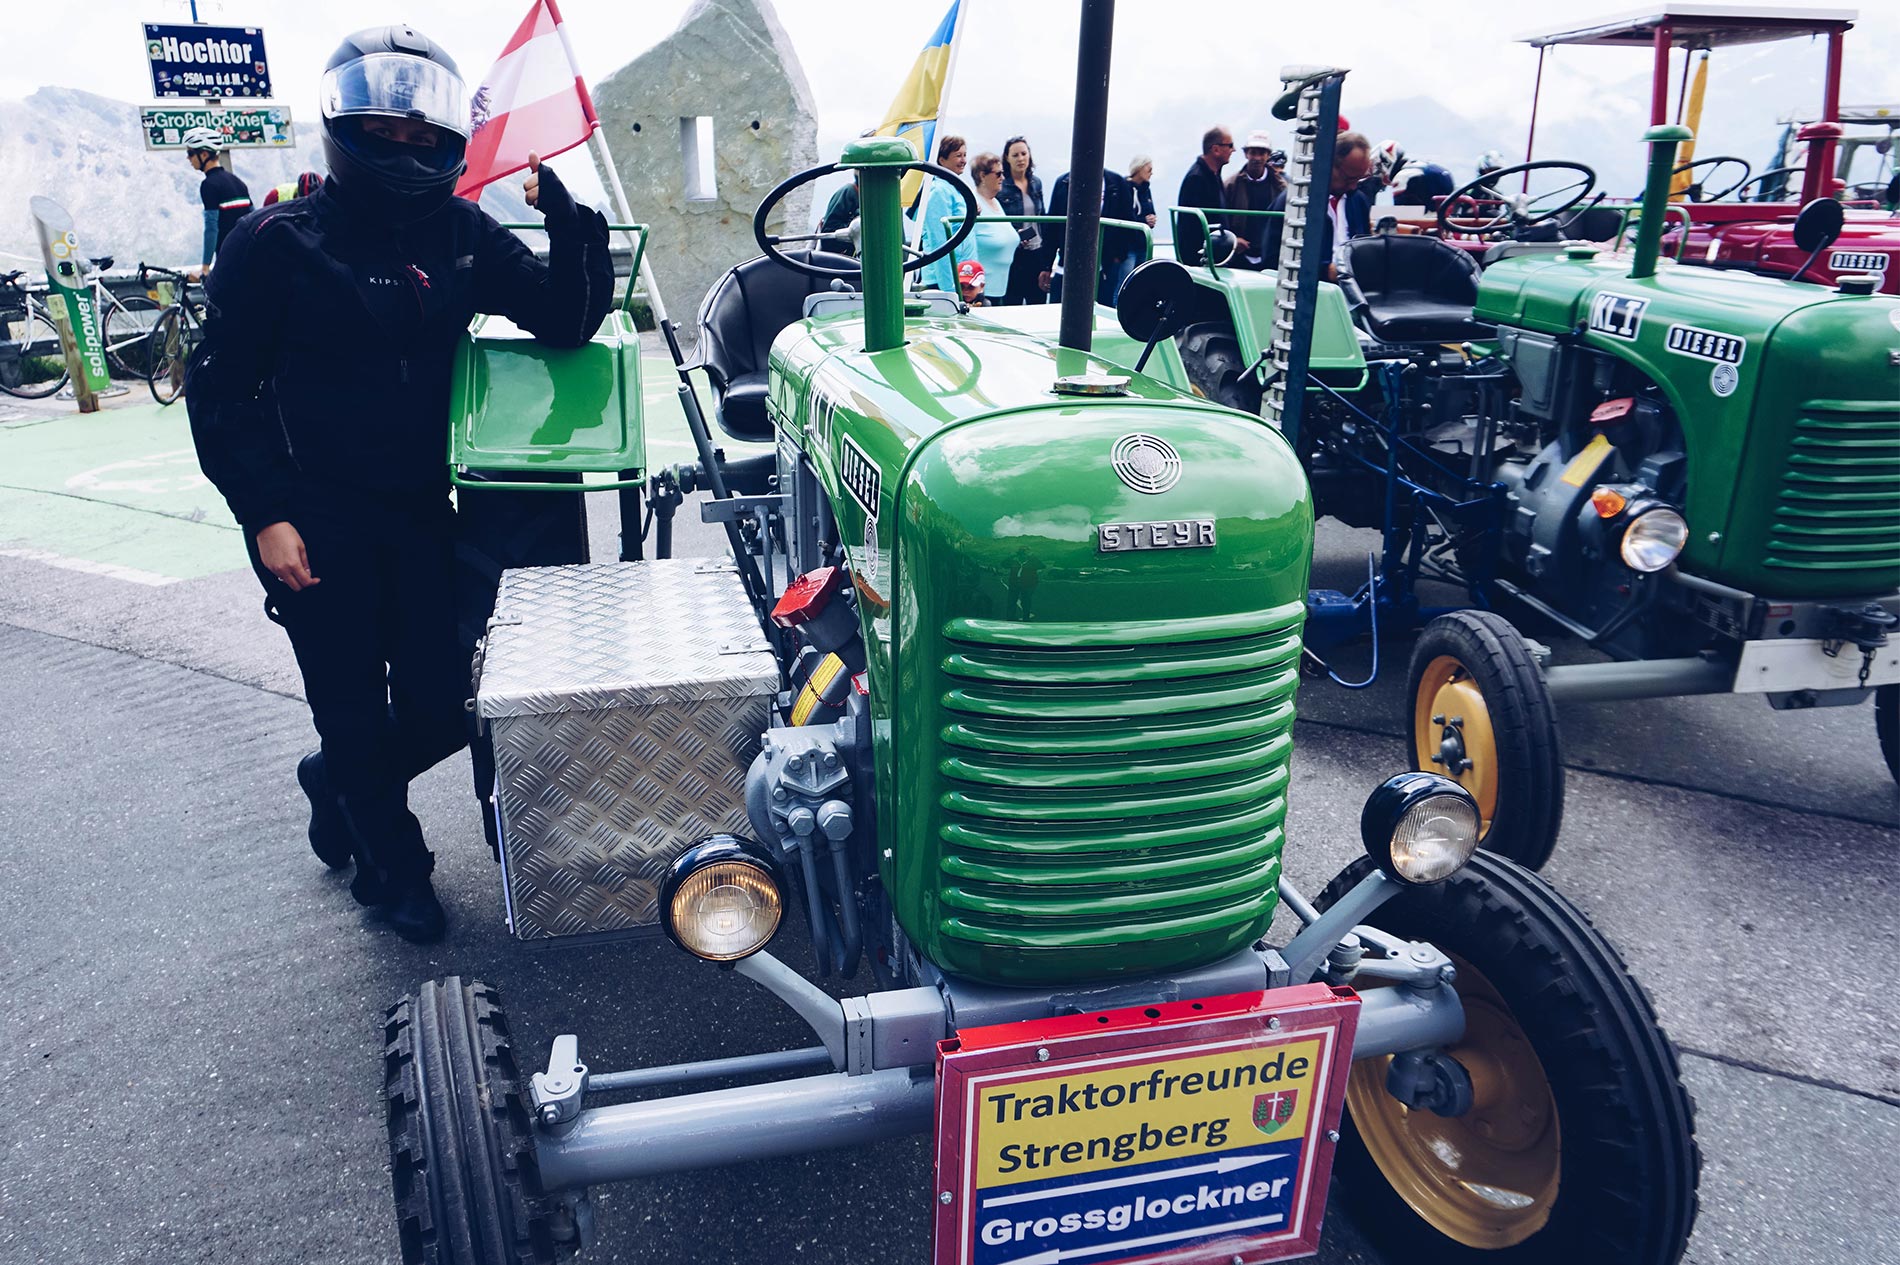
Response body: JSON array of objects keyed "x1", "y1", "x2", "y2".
[{"x1": 474, "y1": 559, "x2": 779, "y2": 940}]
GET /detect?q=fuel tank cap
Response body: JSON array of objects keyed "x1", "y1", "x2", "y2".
[
  {"x1": 1835, "y1": 273, "x2": 1880, "y2": 296},
  {"x1": 1052, "y1": 372, "x2": 1131, "y2": 396}
]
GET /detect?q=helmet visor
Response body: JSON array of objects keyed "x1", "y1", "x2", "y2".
[{"x1": 321, "y1": 54, "x2": 469, "y2": 139}]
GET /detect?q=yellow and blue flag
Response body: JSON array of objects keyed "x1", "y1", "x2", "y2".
[{"x1": 875, "y1": 0, "x2": 966, "y2": 206}]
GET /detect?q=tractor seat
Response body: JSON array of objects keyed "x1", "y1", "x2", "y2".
[
  {"x1": 1343, "y1": 234, "x2": 1494, "y2": 344},
  {"x1": 697, "y1": 249, "x2": 861, "y2": 442}
]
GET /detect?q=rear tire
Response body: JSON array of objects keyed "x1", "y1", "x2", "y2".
[
  {"x1": 1877, "y1": 683, "x2": 1898, "y2": 784},
  {"x1": 103, "y1": 294, "x2": 162, "y2": 378},
  {"x1": 1317, "y1": 853, "x2": 1700, "y2": 1264},
  {"x1": 384, "y1": 978, "x2": 575, "y2": 1265},
  {"x1": 1408, "y1": 611, "x2": 1563, "y2": 868},
  {"x1": 1176, "y1": 321, "x2": 1262, "y2": 414},
  {"x1": 0, "y1": 309, "x2": 68, "y2": 399}
]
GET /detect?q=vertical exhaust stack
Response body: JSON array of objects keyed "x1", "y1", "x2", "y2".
[
  {"x1": 1058, "y1": 0, "x2": 1117, "y2": 353},
  {"x1": 840, "y1": 136, "x2": 919, "y2": 354},
  {"x1": 1631, "y1": 124, "x2": 1693, "y2": 281}
]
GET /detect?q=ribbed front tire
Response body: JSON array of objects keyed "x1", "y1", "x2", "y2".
[
  {"x1": 1318, "y1": 853, "x2": 1700, "y2": 1264},
  {"x1": 384, "y1": 978, "x2": 574, "y2": 1265}
]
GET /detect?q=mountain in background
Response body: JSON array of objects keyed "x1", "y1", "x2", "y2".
[{"x1": 0, "y1": 87, "x2": 531, "y2": 269}]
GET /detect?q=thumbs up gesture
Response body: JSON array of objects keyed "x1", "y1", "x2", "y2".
[{"x1": 523, "y1": 152, "x2": 543, "y2": 208}]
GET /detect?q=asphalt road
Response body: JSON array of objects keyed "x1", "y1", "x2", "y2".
[{"x1": 1, "y1": 399, "x2": 1896, "y2": 1265}]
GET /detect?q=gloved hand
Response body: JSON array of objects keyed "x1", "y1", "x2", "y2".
[{"x1": 523, "y1": 152, "x2": 578, "y2": 223}]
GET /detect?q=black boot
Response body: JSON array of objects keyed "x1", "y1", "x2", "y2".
[
  {"x1": 296, "y1": 752, "x2": 356, "y2": 869},
  {"x1": 377, "y1": 875, "x2": 448, "y2": 944}
]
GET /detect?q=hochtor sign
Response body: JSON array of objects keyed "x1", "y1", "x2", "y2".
[{"x1": 144, "y1": 23, "x2": 272, "y2": 99}]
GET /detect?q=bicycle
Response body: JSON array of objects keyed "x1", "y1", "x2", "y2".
[
  {"x1": 0, "y1": 258, "x2": 165, "y2": 395},
  {"x1": 0, "y1": 269, "x2": 67, "y2": 399},
  {"x1": 139, "y1": 264, "x2": 207, "y2": 407}
]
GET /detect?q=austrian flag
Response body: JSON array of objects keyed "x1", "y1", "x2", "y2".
[{"x1": 455, "y1": 0, "x2": 598, "y2": 198}]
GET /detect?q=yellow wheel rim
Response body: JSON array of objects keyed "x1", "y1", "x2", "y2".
[
  {"x1": 1347, "y1": 955, "x2": 1561, "y2": 1248},
  {"x1": 1413, "y1": 655, "x2": 1500, "y2": 839}
]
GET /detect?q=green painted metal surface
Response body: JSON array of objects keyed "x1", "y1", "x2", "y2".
[
  {"x1": 974, "y1": 302, "x2": 1194, "y2": 393},
  {"x1": 1478, "y1": 251, "x2": 1900, "y2": 597},
  {"x1": 1188, "y1": 269, "x2": 1367, "y2": 384},
  {"x1": 447, "y1": 309, "x2": 646, "y2": 486},
  {"x1": 771, "y1": 310, "x2": 1312, "y2": 985}
]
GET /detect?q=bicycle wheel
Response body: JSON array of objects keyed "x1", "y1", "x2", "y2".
[
  {"x1": 147, "y1": 308, "x2": 189, "y2": 406},
  {"x1": 104, "y1": 293, "x2": 163, "y2": 378},
  {"x1": 0, "y1": 306, "x2": 69, "y2": 399}
]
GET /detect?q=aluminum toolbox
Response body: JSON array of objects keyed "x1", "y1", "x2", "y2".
[{"x1": 474, "y1": 559, "x2": 778, "y2": 941}]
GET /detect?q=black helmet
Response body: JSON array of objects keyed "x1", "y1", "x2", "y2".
[
  {"x1": 1394, "y1": 162, "x2": 1455, "y2": 208},
  {"x1": 320, "y1": 25, "x2": 470, "y2": 221}
]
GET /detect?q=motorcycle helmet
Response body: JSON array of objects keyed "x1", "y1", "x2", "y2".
[
  {"x1": 1371, "y1": 140, "x2": 1406, "y2": 185},
  {"x1": 1394, "y1": 162, "x2": 1455, "y2": 207},
  {"x1": 319, "y1": 25, "x2": 469, "y2": 221},
  {"x1": 181, "y1": 125, "x2": 224, "y2": 155},
  {"x1": 1477, "y1": 148, "x2": 1508, "y2": 177}
]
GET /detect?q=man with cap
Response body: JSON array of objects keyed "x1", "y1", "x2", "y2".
[
  {"x1": 1224, "y1": 130, "x2": 1285, "y2": 270},
  {"x1": 186, "y1": 24, "x2": 613, "y2": 943}
]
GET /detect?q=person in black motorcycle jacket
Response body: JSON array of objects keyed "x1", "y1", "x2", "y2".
[{"x1": 186, "y1": 25, "x2": 612, "y2": 942}]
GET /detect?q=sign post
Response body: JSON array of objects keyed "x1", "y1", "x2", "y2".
[
  {"x1": 143, "y1": 23, "x2": 272, "y2": 99},
  {"x1": 140, "y1": 104, "x2": 294, "y2": 150},
  {"x1": 29, "y1": 197, "x2": 115, "y2": 413}
]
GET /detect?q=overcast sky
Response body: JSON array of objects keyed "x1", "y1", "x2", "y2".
[{"x1": 14, "y1": 0, "x2": 1900, "y2": 193}]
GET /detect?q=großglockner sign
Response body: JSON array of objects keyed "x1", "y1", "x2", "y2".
[{"x1": 143, "y1": 23, "x2": 272, "y2": 99}]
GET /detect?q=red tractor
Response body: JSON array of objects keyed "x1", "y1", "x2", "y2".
[{"x1": 1519, "y1": 4, "x2": 1899, "y2": 294}]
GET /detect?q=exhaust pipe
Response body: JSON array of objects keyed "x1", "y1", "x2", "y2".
[{"x1": 1630, "y1": 124, "x2": 1693, "y2": 280}]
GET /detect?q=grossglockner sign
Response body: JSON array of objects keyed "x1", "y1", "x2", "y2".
[{"x1": 143, "y1": 23, "x2": 272, "y2": 99}]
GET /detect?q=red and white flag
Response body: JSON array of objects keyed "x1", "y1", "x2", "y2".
[{"x1": 455, "y1": 0, "x2": 598, "y2": 199}]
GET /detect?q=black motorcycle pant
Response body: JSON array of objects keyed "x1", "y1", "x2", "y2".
[{"x1": 248, "y1": 494, "x2": 469, "y2": 884}]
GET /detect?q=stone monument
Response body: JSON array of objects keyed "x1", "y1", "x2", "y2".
[{"x1": 591, "y1": 0, "x2": 818, "y2": 345}]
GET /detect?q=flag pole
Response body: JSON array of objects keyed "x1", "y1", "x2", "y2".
[{"x1": 906, "y1": 0, "x2": 970, "y2": 259}]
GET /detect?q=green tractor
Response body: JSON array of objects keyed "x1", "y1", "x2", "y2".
[
  {"x1": 1161, "y1": 71, "x2": 1900, "y2": 868},
  {"x1": 386, "y1": 47, "x2": 1700, "y2": 1265}
]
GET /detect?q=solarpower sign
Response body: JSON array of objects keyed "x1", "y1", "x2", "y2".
[
  {"x1": 29, "y1": 196, "x2": 112, "y2": 410},
  {"x1": 144, "y1": 23, "x2": 272, "y2": 99}
]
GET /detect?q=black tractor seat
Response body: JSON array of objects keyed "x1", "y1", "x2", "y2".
[
  {"x1": 1343, "y1": 234, "x2": 1494, "y2": 345},
  {"x1": 696, "y1": 249, "x2": 861, "y2": 442}
]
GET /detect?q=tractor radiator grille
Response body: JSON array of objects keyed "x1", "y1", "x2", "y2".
[
  {"x1": 931, "y1": 607, "x2": 1302, "y2": 956},
  {"x1": 1764, "y1": 403, "x2": 1900, "y2": 576}
]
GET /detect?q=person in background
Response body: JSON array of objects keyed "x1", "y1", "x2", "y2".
[
  {"x1": 1362, "y1": 140, "x2": 1405, "y2": 202},
  {"x1": 1224, "y1": 130, "x2": 1284, "y2": 269},
  {"x1": 1128, "y1": 156, "x2": 1158, "y2": 231},
  {"x1": 957, "y1": 259, "x2": 988, "y2": 307},
  {"x1": 995, "y1": 136, "x2": 1048, "y2": 306},
  {"x1": 263, "y1": 171, "x2": 325, "y2": 207},
  {"x1": 1264, "y1": 130, "x2": 1374, "y2": 281},
  {"x1": 186, "y1": 24, "x2": 612, "y2": 944},
  {"x1": 818, "y1": 172, "x2": 859, "y2": 255},
  {"x1": 182, "y1": 125, "x2": 252, "y2": 271},
  {"x1": 965, "y1": 152, "x2": 1019, "y2": 297},
  {"x1": 918, "y1": 133, "x2": 972, "y2": 292},
  {"x1": 1044, "y1": 164, "x2": 1141, "y2": 304},
  {"x1": 1177, "y1": 126, "x2": 1237, "y2": 261}
]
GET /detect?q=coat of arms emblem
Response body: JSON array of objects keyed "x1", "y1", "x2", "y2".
[{"x1": 1253, "y1": 1088, "x2": 1299, "y2": 1135}]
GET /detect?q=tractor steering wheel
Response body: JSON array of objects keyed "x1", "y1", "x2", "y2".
[
  {"x1": 1670, "y1": 156, "x2": 1752, "y2": 202},
  {"x1": 751, "y1": 159, "x2": 979, "y2": 279},
  {"x1": 1734, "y1": 166, "x2": 1805, "y2": 203},
  {"x1": 1436, "y1": 160, "x2": 1599, "y2": 238}
]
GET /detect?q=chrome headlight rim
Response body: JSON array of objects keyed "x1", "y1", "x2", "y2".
[
  {"x1": 1619, "y1": 504, "x2": 1689, "y2": 574},
  {"x1": 660, "y1": 834, "x2": 786, "y2": 962},
  {"x1": 1359, "y1": 772, "x2": 1482, "y2": 886}
]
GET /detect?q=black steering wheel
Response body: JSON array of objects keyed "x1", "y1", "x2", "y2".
[
  {"x1": 1735, "y1": 166, "x2": 1805, "y2": 203},
  {"x1": 1670, "y1": 156, "x2": 1752, "y2": 202},
  {"x1": 751, "y1": 159, "x2": 979, "y2": 279},
  {"x1": 1436, "y1": 160, "x2": 1599, "y2": 238}
]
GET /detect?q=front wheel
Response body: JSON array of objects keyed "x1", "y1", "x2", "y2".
[
  {"x1": 147, "y1": 308, "x2": 190, "y2": 406},
  {"x1": 0, "y1": 309, "x2": 69, "y2": 399},
  {"x1": 1176, "y1": 322, "x2": 1261, "y2": 414},
  {"x1": 1318, "y1": 853, "x2": 1700, "y2": 1263},
  {"x1": 1408, "y1": 611, "x2": 1563, "y2": 868},
  {"x1": 1877, "y1": 683, "x2": 1898, "y2": 784},
  {"x1": 103, "y1": 294, "x2": 162, "y2": 378},
  {"x1": 384, "y1": 978, "x2": 578, "y2": 1265}
]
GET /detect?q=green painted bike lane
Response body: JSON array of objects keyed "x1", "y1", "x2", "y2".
[{"x1": 0, "y1": 353, "x2": 713, "y2": 586}]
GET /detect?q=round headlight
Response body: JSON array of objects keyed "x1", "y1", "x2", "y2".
[
  {"x1": 1361, "y1": 772, "x2": 1480, "y2": 886},
  {"x1": 1390, "y1": 793, "x2": 1481, "y2": 883},
  {"x1": 1620, "y1": 507, "x2": 1688, "y2": 573},
  {"x1": 661, "y1": 836, "x2": 784, "y2": 961}
]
